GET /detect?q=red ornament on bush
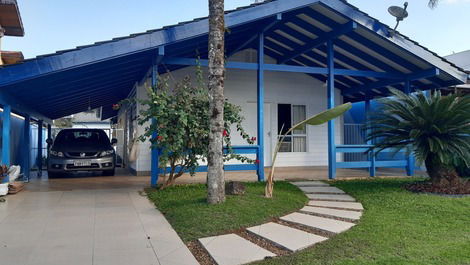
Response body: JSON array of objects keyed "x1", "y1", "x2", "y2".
[
  {"x1": 254, "y1": 159, "x2": 260, "y2": 164},
  {"x1": 251, "y1": 137, "x2": 257, "y2": 142},
  {"x1": 223, "y1": 130, "x2": 229, "y2": 137},
  {"x1": 157, "y1": 136, "x2": 163, "y2": 141}
]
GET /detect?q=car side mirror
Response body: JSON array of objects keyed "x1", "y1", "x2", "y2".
[
  {"x1": 111, "y1": 138, "x2": 118, "y2": 145},
  {"x1": 46, "y1": 138, "x2": 53, "y2": 145}
]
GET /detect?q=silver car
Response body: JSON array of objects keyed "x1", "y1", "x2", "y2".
[{"x1": 47, "y1": 129, "x2": 117, "y2": 177}]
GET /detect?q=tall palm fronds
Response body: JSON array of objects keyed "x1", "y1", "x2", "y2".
[{"x1": 366, "y1": 89, "x2": 470, "y2": 183}]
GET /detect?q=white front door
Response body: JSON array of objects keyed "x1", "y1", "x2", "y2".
[{"x1": 245, "y1": 103, "x2": 272, "y2": 166}]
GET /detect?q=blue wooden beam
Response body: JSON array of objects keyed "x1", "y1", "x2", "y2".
[
  {"x1": 279, "y1": 21, "x2": 357, "y2": 64},
  {"x1": 151, "y1": 46, "x2": 165, "y2": 187},
  {"x1": 2, "y1": 105, "x2": 11, "y2": 170},
  {"x1": 365, "y1": 100, "x2": 375, "y2": 177},
  {"x1": 37, "y1": 120, "x2": 43, "y2": 177},
  {"x1": 342, "y1": 68, "x2": 440, "y2": 96},
  {"x1": 23, "y1": 114, "x2": 31, "y2": 182},
  {"x1": 403, "y1": 79, "x2": 415, "y2": 176},
  {"x1": 257, "y1": 33, "x2": 265, "y2": 182},
  {"x1": 229, "y1": 14, "x2": 282, "y2": 57},
  {"x1": 163, "y1": 57, "x2": 406, "y2": 79},
  {"x1": 0, "y1": 89, "x2": 52, "y2": 124},
  {"x1": 327, "y1": 40, "x2": 336, "y2": 180}
]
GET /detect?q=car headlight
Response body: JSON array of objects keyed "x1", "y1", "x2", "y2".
[
  {"x1": 100, "y1": 150, "x2": 115, "y2": 157},
  {"x1": 50, "y1": 150, "x2": 64, "y2": 157}
]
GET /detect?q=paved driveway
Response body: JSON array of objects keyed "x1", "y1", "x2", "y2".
[{"x1": 0, "y1": 188, "x2": 198, "y2": 265}]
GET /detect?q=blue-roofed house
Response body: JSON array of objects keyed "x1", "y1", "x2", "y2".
[{"x1": 0, "y1": 0, "x2": 466, "y2": 184}]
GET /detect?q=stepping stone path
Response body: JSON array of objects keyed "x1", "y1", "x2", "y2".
[
  {"x1": 198, "y1": 181, "x2": 363, "y2": 265},
  {"x1": 247, "y1": 222, "x2": 328, "y2": 252},
  {"x1": 308, "y1": 200, "x2": 364, "y2": 210},
  {"x1": 300, "y1": 206, "x2": 362, "y2": 220},
  {"x1": 307, "y1": 193, "x2": 356, "y2": 202},
  {"x1": 299, "y1": 186, "x2": 346, "y2": 194},
  {"x1": 199, "y1": 234, "x2": 275, "y2": 265}
]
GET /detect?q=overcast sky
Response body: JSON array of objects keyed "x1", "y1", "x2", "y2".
[{"x1": 3, "y1": 0, "x2": 469, "y2": 59}]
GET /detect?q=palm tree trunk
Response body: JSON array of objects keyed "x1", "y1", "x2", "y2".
[
  {"x1": 207, "y1": 0, "x2": 226, "y2": 204},
  {"x1": 425, "y1": 154, "x2": 461, "y2": 186}
]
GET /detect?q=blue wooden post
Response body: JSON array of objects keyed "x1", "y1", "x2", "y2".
[
  {"x1": 404, "y1": 80, "x2": 415, "y2": 176},
  {"x1": 2, "y1": 105, "x2": 11, "y2": 178},
  {"x1": 365, "y1": 100, "x2": 376, "y2": 177},
  {"x1": 150, "y1": 46, "x2": 164, "y2": 187},
  {"x1": 257, "y1": 33, "x2": 265, "y2": 181},
  {"x1": 23, "y1": 114, "x2": 31, "y2": 182},
  {"x1": 327, "y1": 40, "x2": 336, "y2": 179},
  {"x1": 37, "y1": 120, "x2": 43, "y2": 177}
]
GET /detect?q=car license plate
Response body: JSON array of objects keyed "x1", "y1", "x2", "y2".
[{"x1": 74, "y1": 160, "x2": 92, "y2": 167}]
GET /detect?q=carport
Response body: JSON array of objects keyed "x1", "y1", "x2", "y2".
[{"x1": 0, "y1": 0, "x2": 466, "y2": 185}]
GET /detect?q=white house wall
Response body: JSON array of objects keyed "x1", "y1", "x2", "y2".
[{"x1": 128, "y1": 50, "x2": 344, "y2": 174}]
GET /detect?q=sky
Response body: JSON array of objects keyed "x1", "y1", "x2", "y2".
[{"x1": 3, "y1": 0, "x2": 470, "y2": 59}]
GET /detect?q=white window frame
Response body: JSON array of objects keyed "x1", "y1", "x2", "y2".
[{"x1": 278, "y1": 104, "x2": 308, "y2": 153}]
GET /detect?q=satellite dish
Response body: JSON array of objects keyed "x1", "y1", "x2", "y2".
[{"x1": 388, "y1": 2, "x2": 409, "y2": 33}]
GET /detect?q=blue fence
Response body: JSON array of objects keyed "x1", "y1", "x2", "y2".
[{"x1": 342, "y1": 123, "x2": 415, "y2": 176}]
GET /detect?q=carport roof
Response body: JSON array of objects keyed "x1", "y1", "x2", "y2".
[{"x1": 0, "y1": 0, "x2": 466, "y2": 121}]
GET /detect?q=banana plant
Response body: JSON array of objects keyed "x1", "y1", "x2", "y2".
[{"x1": 265, "y1": 103, "x2": 352, "y2": 198}]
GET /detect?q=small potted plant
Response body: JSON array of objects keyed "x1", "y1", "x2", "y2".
[{"x1": 0, "y1": 165, "x2": 9, "y2": 196}]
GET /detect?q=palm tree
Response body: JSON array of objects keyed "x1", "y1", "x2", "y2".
[
  {"x1": 428, "y1": 0, "x2": 439, "y2": 8},
  {"x1": 207, "y1": 0, "x2": 226, "y2": 204},
  {"x1": 366, "y1": 89, "x2": 470, "y2": 186}
]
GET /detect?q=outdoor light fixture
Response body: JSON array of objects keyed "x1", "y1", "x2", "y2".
[{"x1": 388, "y1": 2, "x2": 409, "y2": 36}]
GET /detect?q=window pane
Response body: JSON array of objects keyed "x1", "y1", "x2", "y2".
[
  {"x1": 279, "y1": 136, "x2": 292, "y2": 152},
  {"x1": 277, "y1": 104, "x2": 292, "y2": 135},
  {"x1": 293, "y1": 136, "x2": 306, "y2": 152},
  {"x1": 293, "y1": 105, "x2": 306, "y2": 134}
]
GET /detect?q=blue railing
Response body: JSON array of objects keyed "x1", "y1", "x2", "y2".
[
  {"x1": 157, "y1": 145, "x2": 259, "y2": 174},
  {"x1": 336, "y1": 144, "x2": 414, "y2": 177}
]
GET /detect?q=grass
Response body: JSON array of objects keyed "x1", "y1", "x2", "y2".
[
  {"x1": 146, "y1": 181, "x2": 308, "y2": 242},
  {"x1": 255, "y1": 178, "x2": 470, "y2": 265}
]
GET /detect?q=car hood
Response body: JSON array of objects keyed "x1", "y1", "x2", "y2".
[{"x1": 52, "y1": 143, "x2": 112, "y2": 152}]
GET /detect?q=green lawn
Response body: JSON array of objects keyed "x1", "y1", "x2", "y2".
[
  {"x1": 147, "y1": 178, "x2": 470, "y2": 265},
  {"x1": 255, "y1": 178, "x2": 470, "y2": 265},
  {"x1": 146, "y1": 181, "x2": 308, "y2": 242}
]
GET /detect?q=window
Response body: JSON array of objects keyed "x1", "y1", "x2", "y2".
[{"x1": 278, "y1": 104, "x2": 307, "y2": 152}]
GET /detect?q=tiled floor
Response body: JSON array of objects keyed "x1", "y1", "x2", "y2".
[{"x1": 0, "y1": 188, "x2": 198, "y2": 265}]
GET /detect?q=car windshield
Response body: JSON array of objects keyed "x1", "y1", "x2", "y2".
[{"x1": 54, "y1": 130, "x2": 110, "y2": 149}]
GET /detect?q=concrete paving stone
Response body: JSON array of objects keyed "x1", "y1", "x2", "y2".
[
  {"x1": 291, "y1": 181, "x2": 330, "y2": 187},
  {"x1": 308, "y1": 200, "x2": 364, "y2": 210},
  {"x1": 158, "y1": 244, "x2": 200, "y2": 265},
  {"x1": 93, "y1": 248, "x2": 160, "y2": 265},
  {"x1": 299, "y1": 186, "x2": 346, "y2": 194},
  {"x1": 280, "y1": 212, "x2": 355, "y2": 234},
  {"x1": 300, "y1": 206, "x2": 362, "y2": 220},
  {"x1": 247, "y1": 222, "x2": 328, "y2": 252},
  {"x1": 306, "y1": 193, "x2": 356, "y2": 202},
  {"x1": 199, "y1": 234, "x2": 275, "y2": 265}
]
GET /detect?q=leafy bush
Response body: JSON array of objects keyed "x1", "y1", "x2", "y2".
[{"x1": 131, "y1": 68, "x2": 255, "y2": 188}]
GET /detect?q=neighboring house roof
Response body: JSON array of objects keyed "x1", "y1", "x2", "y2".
[
  {"x1": 0, "y1": 0, "x2": 24, "y2": 36},
  {"x1": 445, "y1": 50, "x2": 470, "y2": 72},
  {"x1": 0, "y1": 0, "x2": 466, "y2": 121},
  {"x1": 1, "y1": 50, "x2": 23, "y2": 64}
]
